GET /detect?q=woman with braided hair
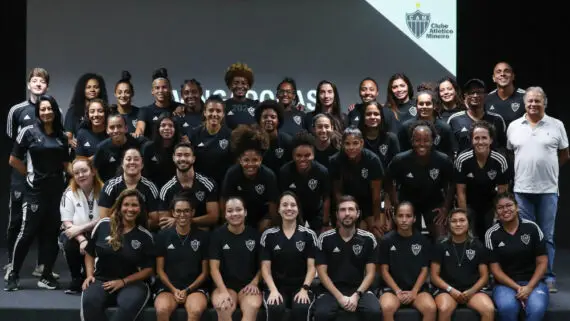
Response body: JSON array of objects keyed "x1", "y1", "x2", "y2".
[{"x1": 223, "y1": 62, "x2": 259, "y2": 129}]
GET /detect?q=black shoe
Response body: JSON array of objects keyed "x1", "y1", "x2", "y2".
[
  {"x1": 37, "y1": 274, "x2": 60, "y2": 290},
  {"x1": 4, "y1": 272, "x2": 19, "y2": 291},
  {"x1": 64, "y1": 278, "x2": 83, "y2": 295}
]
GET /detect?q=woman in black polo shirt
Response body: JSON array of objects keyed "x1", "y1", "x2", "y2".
[
  {"x1": 154, "y1": 196, "x2": 209, "y2": 321},
  {"x1": 431, "y1": 208, "x2": 495, "y2": 321},
  {"x1": 209, "y1": 197, "x2": 262, "y2": 321},
  {"x1": 80, "y1": 189, "x2": 154, "y2": 321},
  {"x1": 75, "y1": 98, "x2": 109, "y2": 158}
]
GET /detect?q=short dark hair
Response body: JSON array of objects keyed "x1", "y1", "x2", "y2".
[
  {"x1": 337, "y1": 195, "x2": 359, "y2": 211},
  {"x1": 255, "y1": 99, "x2": 284, "y2": 129}
]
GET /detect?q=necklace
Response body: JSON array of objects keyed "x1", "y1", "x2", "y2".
[
  {"x1": 452, "y1": 241, "x2": 467, "y2": 267},
  {"x1": 86, "y1": 191, "x2": 94, "y2": 220},
  {"x1": 177, "y1": 231, "x2": 190, "y2": 246}
]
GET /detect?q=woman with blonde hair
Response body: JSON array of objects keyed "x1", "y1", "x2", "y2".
[{"x1": 59, "y1": 158, "x2": 104, "y2": 294}]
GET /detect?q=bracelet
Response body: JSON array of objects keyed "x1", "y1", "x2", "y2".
[
  {"x1": 121, "y1": 279, "x2": 126, "y2": 286},
  {"x1": 79, "y1": 239, "x2": 88, "y2": 244}
]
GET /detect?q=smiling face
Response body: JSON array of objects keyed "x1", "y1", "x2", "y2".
[
  {"x1": 359, "y1": 80, "x2": 378, "y2": 103},
  {"x1": 159, "y1": 118, "x2": 175, "y2": 140},
  {"x1": 106, "y1": 115, "x2": 127, "y2": 143},
  {"x1": 225, "y1": 198, "x2": 246, "y2": 226},
  {"x1": 495, "y1": 196, "x2": 517, "y2": 223},
  {"x1": 173, "y1": 146, "x2": 195, "y2": 172},
  {"x1": 115, "y1": 82, "x2": 133, "y2": 107},
  {"x1": 121, "y1": 195, "x2": 141, "y2": 224},
  {"x1": 38, "y1": 100, "x2": 55, "y2": 124},
  {"x1": 152, "y1": 78, "x2": 171, "y2": 104},
  {"x1": 318, "y1": 84, "x2": 335, "y2": 108},
  {"x1": 449, "y1": 211, "x2": 469, "y2": 237},
  {"x1": 122, "y1": 149, "x2": 143, "y2": 176},
  {"x1": 88, "y1": 101, "x2": 105, "y2": 127},
  {"x1": 182, "y1": 82, "x2": 201, "y2": 108},
  {"x1": 230, "y1": 76, "x2": 249, "y2": 98},
  {"x1": 279, "y1": 194, "x2": 299, "y2": 223},
  {"x1": 28, "y1": 76, "x2": 48, "y2": 96},
  {"x1": 277, "y1": 82, "x2": 296, "y2": 106},
  {"x1": 395, "y1": 204, "x2": 415, "y2": 232},
  {"x1": 417, "y1": 93, "x2": 434, "y2": 119},
  {"x1": 343, "y1": 134, "x2": 363, "y2": 159},
  {"x1": 239, "y1": 150, "x2": 262, "y2": 177},
  {"x1": 314, "y1": 116, "x2": 333, "y2": 142},
  {"x1": 412, "y1": 126, "x2": 433, "y2": 157},
  {"x1": 391, "y1": 78, "x2": 409, "y2": 101},
  {"x1": 492, "y1": 62, "x2": 514, "y2": 88},
  {"x1": 472, "y1": 126, "x2": 492, "y2": 154},
  {"x1": 364, "y1": 104, "x2": 381, "y2": 128},
  {"x1": 438, "y1": 80, "x2": 456, "y2": 104},
  {"x1": 524, "y1": 90, "x2": 546, "y2": 118},
  {"x1": 293, "y1": 145, "x2": 314, "y2": 172},
  {"x1": 85, "y1": 78, "x2": 100, "y2": 100},
  {"x1": 72, "y1": 160, "x2": 95, "y2": 190},
  {"x1": 173, "y1": 200, "x2": 194, "y2": 228}
]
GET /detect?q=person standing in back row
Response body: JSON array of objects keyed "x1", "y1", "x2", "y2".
[
  {"x1": 506, "y1": 86, "x2": 569, "y2": 293},
  {"x1": 224, "y1": 62, "x2": 259, "y2": 129},
  {"x1": 485, "y1": 62, "x2": 526, "y2": 127}
]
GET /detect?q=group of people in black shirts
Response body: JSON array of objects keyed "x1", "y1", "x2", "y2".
[{"x1": 2, "y1": 61, "x2": 551, "y2": 321}]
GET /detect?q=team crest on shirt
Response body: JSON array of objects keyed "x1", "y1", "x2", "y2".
[
  {"x1": 275, "y1": 148, "x2": 284, "y2": 159},
  {"x1": 487, "y1": 170, "x2": 497, "y2": 180},
  {"x1": 219, "y1": 139, "x2": 228, "y2": 150},
  {"x1": 296, "y1": 241, "x2": 306, "y2": 252},
  {"x1": 131, "y1": 239, "x2": 141, "y2": 250},
  {"x1": 245, "y1": 239, "x2": 256, "y2": 251},
  {"x1": 352, "y1": 244, "x2": 363, "y2": 255},
  {"x1": 521, "y1": 234, "x2": 531, "y2": 245},
  {"x1": 13, "y1": 191, "x2": 21, "y2": 199},
  {"x1": 293, "y1": 115, "x2": 302, "y2": 125},
  {"x1": 429, "y1": 168, "x2": 439, "y2": 180},
  {"x1": 409, "y1": 107, "x2": 417, "y2": 116},
  {"x1": 195, "y1": 191, "x2": 205, "y2": 202},
  {"x1": 411, "y1": 243, "x2": 422, "y2": 256},
  {"x1": 466, "y1": 249, "x2": 476, "y2": 261},
  {"x1": 511, "y1": 102, "x2": 520, "y2": 112},
  {"x1": 132, "y1": 119, "x2": 138, "y2": 128},
  {"x1": 255, "y1": 184, "x2": 265, "y2": 195},
  {"x1": 434, "y1": 135, "x2": 441, "y2": 146},
  {"x1": 361, "y1": 168, "x2": 369, "y2": 179},
  {"x1": 308, "y1": 179, "x2": 318, "y2": 191},
  {"x1": 247, "y1": 107, "x2": 255, "y2": 116},
  {"x1": 191, "y1": 240, "x2": 200, "y2": 252},
  {"x1": 379, "y1": 144, "x2": 388, "y2": 156}
]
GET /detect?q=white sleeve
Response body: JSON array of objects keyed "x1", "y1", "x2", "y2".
[
  {"x1": 558, "y1": 120, "x2": 569, "y2": 150},
  {"x1": 60, "y1": 192, "x2": 76, "y2": 222}
]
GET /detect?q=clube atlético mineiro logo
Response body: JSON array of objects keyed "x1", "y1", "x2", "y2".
[{"x1": 405, "y1": 2, "x2": 454, "y2": 39}]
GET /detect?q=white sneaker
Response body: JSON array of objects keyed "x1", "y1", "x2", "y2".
[
  {"x1": 32, "y1": 264, "x2": 60, "y2": 280},
  {"x1": 4, "y1": 264, "x2": 13, "y2": 282}
]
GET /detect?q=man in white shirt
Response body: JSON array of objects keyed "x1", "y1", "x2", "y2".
[{"x1": 506, "y1": 86, "x2": 569, "y2": 293}]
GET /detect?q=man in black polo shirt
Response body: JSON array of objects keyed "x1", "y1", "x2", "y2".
[
  {"x1": 314, "y1": 196, "x2": 381, "y2": 321},
  {"x1": 485, "y1": 62, "x2": 526, "y2": 127}
]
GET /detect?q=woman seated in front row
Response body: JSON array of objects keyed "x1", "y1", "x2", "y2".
[
  {"x1": 81, "y1": 189, "x2": 154, "y2": 321},
  {"x1": 431, "y1": 208, "x2": 495, "y2": 321},
  {"x1": 154, "y1": 196, "x2": 209, "y2": 321}
]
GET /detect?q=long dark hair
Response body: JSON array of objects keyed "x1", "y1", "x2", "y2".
[
  {"x1": 69, "y1": 73, "x2": 108, "y2": 119},
  {"x1": 36, "y1": 95, "x2": 65, "y2": 136},
  {"x1": 315, "y1": 80, "x2": 343, "y2": 127},
  {"x1": 152, "y1": 113, "x2": 182, "y2": 147},
  {"x1": 385, "y1": 73, "x2": 413, "y2": 120},
  {"x1": 442, "y1": 208, "x2": 475, "y2": 244},
  {"x1": 80, "y1": 98, "x2": 110, "y2": 130},
  {"x1": 108, "y1": 189, "x2": 147, "y2": 251},
  {"x1": 357, "y1": 101, "x2": 389, "y2": 140}
]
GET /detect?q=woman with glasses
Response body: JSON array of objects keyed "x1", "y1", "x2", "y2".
[{"x1": 276, "y1": 77, "x2": 306, "y2": 136}]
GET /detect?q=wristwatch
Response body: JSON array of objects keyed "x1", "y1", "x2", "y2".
[
  {"x1": 445, "y1": 286, "x2": 453, "y2": 293},
  {"x1": 302, "y1": 284, "x2": 310, "y2": 291},
  {"x1": 356, "y1": 290, "x2": 363, "y2": 297}
]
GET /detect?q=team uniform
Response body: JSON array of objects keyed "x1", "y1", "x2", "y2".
[
  {"x1": 398, "y1": 118, "x2": 456, "y2": 156},
  {"x1": 485, "y1": 88, "x2": 526, "y2": 127},
  {"x1": 439, "y1": 107, "x2": 463, "y2": 124},
  {"x1": 224, "y1": 98, "x2": 258, "y2": 129},
  {"x1": 10, "y1": 125, "x2": 70, "y2": 281},
  {"x1": 303, "y1": 111, "x2": 347, "y2": 133},
  {"x1": 81, "y1": 218, "x2": 154, "y2": 321},
  {"x1": 279, "y1": 161, "x2": 330, "y2": 231},
  {"x1": 63, "y1": 109, "x2": 84, "y2": 137},
  {"x1": 93, "y1": 135, "x2": 144, "y2": 182},
  {"x1": 119, "y1": 106, "x2": 140, "y2": 134},
  {"x1": 329, "y1": 149, "x2": 384, "y2": 218},
  {"x1": 59, "y1": 187, "x2": 100, "y2": 282},
  {"x1": 75, "y1": 127, "x2": 108, "y2": 157},
  {"x1": 189, "y1": 125, "x2": 233, "y2": 185},
  {"x1": 137, "y1": 102, "x2": 183, "y2": 138},
  {"x1": 363, "y1": 132, "x2": 400, "y2": 170},
  {"x1": 260, "y1": 226, "x2": 318, "y2": 321},
  {"x1": 314, "y1": 229, "x2": 380, "y2": 321},
  {"x1": 221, "y1": 164, "x2": 279, "y2": 227},
  {"x1": 159, "y1": 173, "x2": 218, "y2": 217},
  {"x1": 154, "y1": 227, "x2": 209, "y2": 296},
  {"x1": 141, "y1": 142, "x2": 176, "y2": 189},
  {"x1": 208, "y1": 224, "x2": 260, "y2": 291},
  {"x1": 98, "y1": 175, "x2": 160, "y2": 221},
  {"x1": 379, "y1": 230, "x2": 431, "y2": 294},
  {"x1": 263, "y1": 132, "x2": 293, "y2": 180},
  {"x1": 175, "y1": 111, "x2": 202, "y2": 138},
  {"x1": 5, "y1": 101, "x2": 37, "y2": 263},
  {"x1": 447, "y1": 111, "x2": 507, "y2": 153},
  {"x1": 485, "y1": 219, "x2": 550, "y2": 321},
  {"x1": 385, "y1": 150, "x2": 453, "y2": 232},
  {"x1": 314, "y1": 144, "x2": 338, "y2": 169},
  {"x1": 281, "y1": 109, "x2": 306, "y2": 137},
  {"x1": 432, "y1": 238, "x2": 489, "y2": 294},
  {"x1": 387, "y1": 100, "x2": 417, "y2": 134},
  {"x1": 455, "y1": 149, "x2": 511, "y2": 238}
]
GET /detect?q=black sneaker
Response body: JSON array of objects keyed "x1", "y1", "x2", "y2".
[
  {"x1": 37, "y1": 274, "x2": 60, "y2": 290},
  {"x1": 64, "y1": 278, "x2": 83, "y2": 295},
  {"x1": 4, "y1": 272, "x2": 19, "y2": 291}
]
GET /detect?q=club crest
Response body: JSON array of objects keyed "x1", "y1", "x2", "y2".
[
  {"x1": 429, "y1": 168, "x2": 439, "y2": 180},
  {"x1": 131, "y1": 239, "x2": 141, "y2": 250},
  {"x1": 361, "y1": 168, "x2": 369, "y2": 179},
  {"x1": 511, "y1": 102, "x2": 520, "y2": 112},
  {"x1": 409, "y1": 106, "x2": 417, "y2": 116},
  {"x1": 30, "y1": 204, "x2": 38, "y2": 212},
  {"x1": 132, "y1": 119, "x2": 138, "y2": 128},
  {"x1": 434, "y1": 135, "x2": 441, "y2": 146},
  {"x1": 466, "y1": 249, "x2": 476, "y2": 261},
  {"x1": 411, "y1": 243, "x2": 422, "y2": 256},
  {"x1": 487, "y1": 170, "x2": 497, "y2": 180},
  {"x1": 195, "y1": 191, "x2": 205, "y2": 202},
  {"x1": 275, "y1": 148, "x2": 284, "y2": 159},
  {"x1": 247, "y1": 107, "x2": 255, "y2": 117},
  {"x1": 296, "y1": 241, "x2": 305, "y2": 252},
  {"x1": 245, "y1": 239, "x2": 256, "y2": 251},
  {"x1": 255, "y1": 184, "x2": 265, "y2": 195},
  {"x1": 293, "y1": 115, "x2": 302, "y2": 125},
  {"x1": 308, "y1": 179, "x2": 318, "y2": 191},
  {"x1": 406, "y1": 9, "x2": 431, "y2": 38},
  {"x1": 219, "y1": 139, "x2": 228, "y2": 150},
  {"x1": 191, "y1": 240, "x2": 200, "y2": 252},
  {"x1": 353, "y1": 244, "x2": 363, "y2": 255},
  {"x1": 379, "y1": 144, "x2": 388, "y2": 156},
  {"x1": 521, "y1": 234, "x2": 531, "y2": 245}
]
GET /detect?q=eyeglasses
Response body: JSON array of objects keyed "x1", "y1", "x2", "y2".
[
  {"x1": 277, "y1": 89, "x2": 295, "y2": 95},
  {"x1": 466, "y1": 90, "x2": 485, "y2": 96},
  {"x1": 174, "y1": 209, "x2": 192, "y2": 216}
]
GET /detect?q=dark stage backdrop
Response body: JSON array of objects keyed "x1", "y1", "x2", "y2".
[{"x1": 1, "y1": 1, "x2": 568, "y2": 248}]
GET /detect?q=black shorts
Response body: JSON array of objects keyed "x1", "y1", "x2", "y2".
[
  {"x1": 379, "y1": 285, "x2": 431, "y2": 297},
  {"x1": 153, "y1": 282, "x2": 209, "y2": 301},
  {"x1": 432, "y1": 288, "x2": 486, "y2": 297}
]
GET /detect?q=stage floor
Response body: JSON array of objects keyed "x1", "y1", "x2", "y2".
[{"x1": 1, "y1": 247, "x2": 569, "y2": 321}]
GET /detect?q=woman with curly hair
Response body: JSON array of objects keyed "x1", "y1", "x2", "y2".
[
  {"x1": 437, "y1": 77, "x2": 465, "y2": 123},
  {"x1": 221, "y1": 124, "x2": 278, "y2": 231},
  {"x1": 81, "y1": 189, "x2": 154, "y2": 321},
  {"x1": 224, "y1": 62, "x2": 259, "y2": 129}
]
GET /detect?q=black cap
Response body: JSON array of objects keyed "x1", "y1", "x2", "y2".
[{"x1": 463, "y1": 78, "x2": 486, "y2": 91}]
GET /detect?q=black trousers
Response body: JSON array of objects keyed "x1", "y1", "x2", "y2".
[
  {"x1": 314, "y1": 291, "x2": 381, "y2": 321},
  {"x1": 6, "y1": 188, "x2": 23, "y2": 263},
  {"x1": 58, "y1": 232, "x2": 88, "y2": 279},
  {"x1": 81, "y1": 280, "x2": 150, "y2": 321},
  {"x1": 264, "y1": 287, "x2": 314, "y2": 321},
  {"x1": 468, "y1": 206, "x2": 494, "y2": 240},
  {"x1": 11, "y1": 191, "x2": 61, "y2": 277}
]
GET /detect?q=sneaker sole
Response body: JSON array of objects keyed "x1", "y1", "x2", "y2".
[
  {"x1": 4, "y1": 285, "x2": 19, "y2": 291},
  {"x1": 37, "y1": 281, "x2": 58, "y2": 290},
  {"x1": 32, "y1": 271, "x2": 60, "y2": 279}
]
